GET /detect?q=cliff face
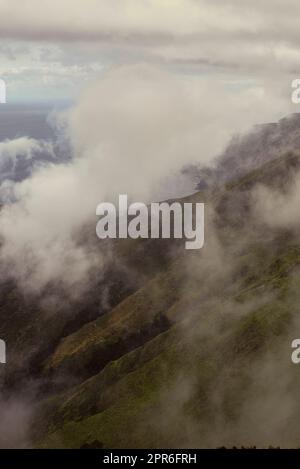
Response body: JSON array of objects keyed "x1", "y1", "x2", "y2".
[
  {"x1": 192, "y1": 113, "x2": 300, "y2": 190},
  {"x1": 2, "y1": 129, "x2": 300, "y2": 448}
]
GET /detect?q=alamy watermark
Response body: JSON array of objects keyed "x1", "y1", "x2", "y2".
[
  {"x1": 291, "y1": 339, "x2": 300, "y2": 364},
  {"x1": 96, "y1": 194, "x2": 204, "y2": 250},
  {"x1": 0, "y1": 79, "x2": 6, "y2": 104},
  {"x1": 0, "y1": 340, "x2": 6, "y2": 364}
]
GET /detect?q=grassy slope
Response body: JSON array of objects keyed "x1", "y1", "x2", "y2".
[{"x1": 35, "y1": 152, "x2": 300, "y2": 448}]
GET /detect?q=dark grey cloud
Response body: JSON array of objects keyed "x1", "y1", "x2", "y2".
[{"x1": 0, "y1": 0, "x2": 300, "y2": 74}]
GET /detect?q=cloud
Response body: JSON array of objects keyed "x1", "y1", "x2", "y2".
[
  {"x1": 2, "y1": 2, "x2": 300, "y2": 103},
  {"x1": 252, "y1": 170, "x2": 300, "y2": 231},
  {"x1": 0, "y1": 0, "x2": 257, "y2": 41},
  {"x1": 0, "y1": 137, "x2": 54, "y2": 183},
  {"x1": 0, "y1": 396, "x2": 33, "y2": 448},
  {"x1": 1, "y1": 0, "x2": 300, "y2": 75},
  {"x1": 0, "y1": 137, "x2": 62, "y2": 203},
  {"x1": 68, "y1": 64, "x2": 289, "y2": 200},
  {"x1": 0, "y1": 137, "x2": 49, "y2": 164},
  {"x1": 0, "y1": 63, "x2": 287, "y2": 294}
]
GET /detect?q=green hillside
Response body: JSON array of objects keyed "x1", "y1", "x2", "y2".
[{"x1": 18, "y1": 151, "x2": 300, "y2": 448}]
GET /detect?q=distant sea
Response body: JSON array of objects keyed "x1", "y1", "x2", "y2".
[{"x1": 0, "y1": 103, "x2": 65, "y2": 141}]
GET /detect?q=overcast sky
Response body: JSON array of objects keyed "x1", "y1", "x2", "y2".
[{"x1": 0, "y1": 0, "x2": 299, "y2": 105}]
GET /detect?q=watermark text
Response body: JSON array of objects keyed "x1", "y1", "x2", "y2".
[{"x1": 96, "y1": 195, "x2": 204, "y2": 250}]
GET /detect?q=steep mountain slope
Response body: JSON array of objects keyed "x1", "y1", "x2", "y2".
[
  {"x1": 192, "y1": 113, "x2": 300, "y2": 190},
  {"x1": 22, "y1": 150, "x2": 300, "y2": 448}
]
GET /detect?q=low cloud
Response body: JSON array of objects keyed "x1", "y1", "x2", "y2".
[
  {"x1": 0, "y1": 64, "x2": 287, "y2": 294},
  {"x1": 254, "y1": 174, "x2": 300, "y2": 230},
  {"x1": 0, "y1": 137, "x2": 54, "y2": 189},
  {"x1": 0, "y1": 396, "x2": 33, "y2": 448}
]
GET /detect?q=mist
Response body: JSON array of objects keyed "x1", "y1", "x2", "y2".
[{"x1": 0, "y1": 63, "x2": 287, "y2": 295}]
